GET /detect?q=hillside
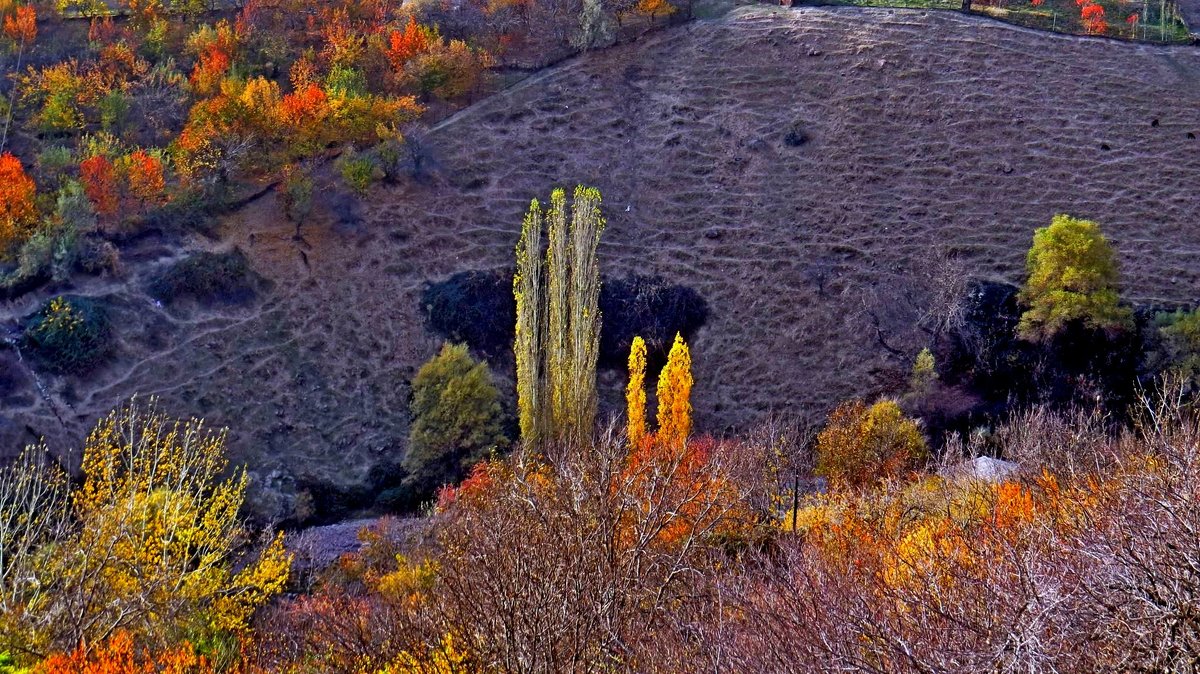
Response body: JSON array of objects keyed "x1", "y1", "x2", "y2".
[{"x1": 3, "y1": 4, "x2": 1200, "y2": 520}]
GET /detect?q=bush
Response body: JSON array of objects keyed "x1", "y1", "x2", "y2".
[
  {"x1": 814, "y1": 399, "x2": 927, "y2": 489},
  {"x1": 148, "y1": 249, "x2": 261, "y2": 306},
  {"x1": 1151, "y1": 307, "x2": 1200, "y2": 385},
  {"x1": 420, "y1": 271, "x2": 708, "y2": 368},
  {"x1": 404, "y1": 343, "x2": 510, "y2": 507},
  {"x1": 22, "y1": 295, "x2": 111, "y2": 374},
  {"x1": 600, "y1": 275, "x2": 709, "y2": 368}
]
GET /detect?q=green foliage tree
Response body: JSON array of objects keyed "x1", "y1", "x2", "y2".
[
  {"x1": 910, "y1": 347, "x2": 937, "y2": 395},
  {"x1": 815, "y1": 399, "x2": 927, "y2": 490},
  {"x1": 1017, "y1": 214, "x2": 1133, "y2": 342},
  {"x1": 21, "y1": 295, "x2": 110, "y2": 374},
  {"x1": 514, "y1": 186, "x2": 605, "y2": 446},
  {"x1": 405, "y1": 343, "x2": 510, "y2": 503}
]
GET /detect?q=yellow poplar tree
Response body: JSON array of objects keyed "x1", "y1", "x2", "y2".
[
  {"x1": 656, "y1": 333, "x2": 693, "y2": 448},
  {"x1": 626, "y1": 336, "x2": 647, "y2": 448}
]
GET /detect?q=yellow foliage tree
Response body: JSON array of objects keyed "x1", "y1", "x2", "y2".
[
  {"x1": 626, "y1": 336, "x2": 647, "y2": 448},
  {"x1": 655, "y1": 333, "x2": 692, "y2": 448},
  {"x1": 0, "y1": 398, "x2": 291, "y2": 662}
]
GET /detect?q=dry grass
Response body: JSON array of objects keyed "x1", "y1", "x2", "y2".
[{"x1": 2, "y1": 6, "x2": 1199, "y2": 519}]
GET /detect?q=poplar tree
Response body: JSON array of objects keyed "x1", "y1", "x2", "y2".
[
  {"x1": 626, "y1": 336, "x2": 647, "y2": 448},
  {"x1": 513, "y1": 185, "x2": 606, "y2": 445},
  {"x1": 656, "y1": 333, "x2": 693, "y2": 448}
]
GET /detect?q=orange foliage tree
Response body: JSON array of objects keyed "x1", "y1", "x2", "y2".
[
  {"x1": 124, "y1": 149, "x2": 165, "y2": 203},
  {"x1": 0, "y1": 152, "x2": 37, "y2": 252},
  {"x1": 814, "y1": 399, "x2": 927, "y2": 489},
  {"x1": 655, "y1": 332, "x2": 693, "y2": 448}
]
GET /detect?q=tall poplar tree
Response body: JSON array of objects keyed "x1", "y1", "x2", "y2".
[
  {"x1": 626, "y1": 336, "x2": 647, "y2": 449},
  {"x1": 656, "y1": 333, "x2": 693, "y2": 448},
  {"x1": 514, "y1": 185, "x2": 606, "y2": 445}
]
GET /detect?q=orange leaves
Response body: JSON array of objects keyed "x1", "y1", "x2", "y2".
[
  {"x1": 2, "y1": 3, "x2": 35, "y2": 44},
  {"x1": 278, "y1": 83, "x2": 329, "y2": 128},
  {"x1": 80, "y1": 155, "x2": 118, "y2": 216},
  {"x1": 190, "y1": 48, "x2": 231, "y2": 96},
  {"x1": 814, "y1": 400, "x2": 927, "y2": 490},
  {"x1": 655, "y1": 333, "x2": 693, "y2": 449},
  {"x1": 40, "y1": 631, "x2": 211, "y2": 674},
  {"x1": 0, "y1": 152, "x2": 37, "y2": 242},
  {"x1": 385, "y1": 16, "x2": 436, "y2": 69},
  {"x1": 125, "y1": 150, "x2": 165, "y2": 202}
]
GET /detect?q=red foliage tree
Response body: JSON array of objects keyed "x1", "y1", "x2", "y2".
[
  {"x1": 0, "y1": 152, "x2": 37, "y2": 250},
  {"x1": 80, "y1": 155, "x2": 119, "y2": 216}
]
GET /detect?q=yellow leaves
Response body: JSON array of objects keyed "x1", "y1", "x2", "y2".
[
  {"x1": 626, "y1": 336, "x2": 647, "y2": 449},
  {"x1": 374, "y1": 555, "x2": 439, "y2": 610},
  {"x1": 655, "y1": 333, "x2": 692, "y2": 449},
  {"x1": 2, "y1": 398, "x2": 290, "y2": 657},
  {"x1": 815, "y1": 399, "x2": 926, "y2": 490},
  {"x1": 384, "y1": 633, "x2": 476, "y2": 674}
]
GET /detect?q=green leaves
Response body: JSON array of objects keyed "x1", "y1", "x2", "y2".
[{"x1": 1017, "y1": 214, "x2": 1133, "y2": 342}]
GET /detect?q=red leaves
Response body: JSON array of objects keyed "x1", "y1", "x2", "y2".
[
  {"x1": 41, "y1": 631, "x2": 211, "y2": 674},
  {"x1": 278, "y1": 83, "x2": 329, "y2": 128},
  {"x1": 0, "y1": 152, "x2": 36, "y2": 248},
  {"x1": 1077, "y1": 0, "x2": 1108, "y2": 34},
  {"x1": 80, "y1": 155, "x2": 119, "y2": 216},
  {"x1": 2, "y1": 4, "x2": 36, "y2": 44}
]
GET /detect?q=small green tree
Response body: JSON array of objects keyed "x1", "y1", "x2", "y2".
[
  {"x1": 910, "y1": 347, "x2": 937, "y2": 395},
  {"x1": 1017, "y1": 214, "x2": 1133, "y2": 342},
  {"x1": 1155, "y1": 308, "x2": 1200, "y2": 385},
  {"x1": 405, "y1": 343, "x2": 509, "y2": 503}
]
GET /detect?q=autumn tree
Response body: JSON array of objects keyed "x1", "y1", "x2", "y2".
[
  {"x1": 513, "y1": 186, "x2": 605, "y2": 445},
  {"x1": 80, "y1": 154, "x2": 118, "y2": 216},
  {"x1": 814, "y1": 399, "x2": 926, "y2": 489},
  {"x1": 626, "y1": 335, "x2": 647, "y2": 448},
  {"x1": 404, "y1": 343, "x2": 510, "y2": 505},
  {"x1": 0, "y1": 398, "x2": 291, "y2": 662},
  {"x1": 1018, "y1": 214, "x2": 1132, "y2": 342},
  {"x1": 0, "y1": 152, "x2": 37, "y2": 254},
  {"x1": 656, "y1": 332, "x2": 693, "y2": 448}
]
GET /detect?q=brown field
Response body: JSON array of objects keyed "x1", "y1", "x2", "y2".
[{"x1": 3, "y1": 5, "x2": 1200, "y2": 520}]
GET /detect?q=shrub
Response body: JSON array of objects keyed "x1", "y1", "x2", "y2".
[
  {"x1": 1153, "y1": 307, "x2": 1200, "y2": 385},
  {"x1": 814, "y1": 399, "x2": 927, "y2": 489},
  {"x1": 1017, "y1": 214, "x2": 1132, "y2": 342},
  {"x1": 404, "y1": 343, "x2": 510, "y2": 507},
  {"x1": 22, "y1": 295, "x2": 111, "y2": 374},
  {"x1": 420, "y1": 269, "x2": 515, "y2": 358},
  {"x1": 148, "y1": 249, "x2": 261, "y2": 306},
  {"x1": 279, "y1": 165, "x2": 313, "y2": 225},
  {"x1": 599, "y1": 275, "x2": 708, "y2": 368},
  {"x1": 337, "y1": 151, "x2": 382, "y2": 195}
]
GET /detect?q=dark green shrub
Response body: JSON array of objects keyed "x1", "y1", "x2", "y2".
[
  {"x1": 599, "y1": 275, "x2": 708, "y2": 368},
  {"x1": 148, "y1": 249, "x2": 261, "y2": 306},
  {"x1": 22, "y1": 295, "x2": 111, "y2": 374},
  {"x1": 403, "y1": 343, "x2": 510, "y2": 507},
  {"x1": 420, "y1": 269, "x2": 515, "y2": 358}
]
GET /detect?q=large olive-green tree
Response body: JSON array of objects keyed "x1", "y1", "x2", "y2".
[
  {"x1": 1017, "y1": 214, "x2": 1133, "y2": 342},
  {"x1": 405, "y1": 343, "x2": 509, "y2": 501}
]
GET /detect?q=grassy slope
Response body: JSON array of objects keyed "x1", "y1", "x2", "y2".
[{"x1": 3, "y1": 4, "x2": 1199, "y2": 519}]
